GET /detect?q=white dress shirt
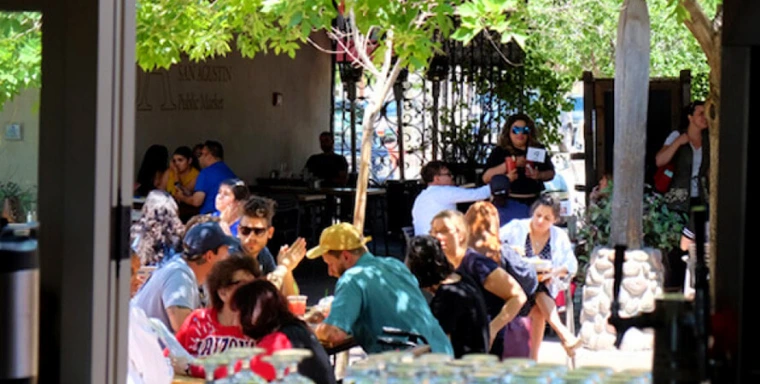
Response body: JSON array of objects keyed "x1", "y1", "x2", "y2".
[{"x1": 412, "y1": 185, "x2": 492, "y2": 236}]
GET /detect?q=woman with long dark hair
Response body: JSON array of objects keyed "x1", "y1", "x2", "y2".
[
  {"x1": 166, "y1": 146, "x2": 199, "y2": 200},
  {"x1": 213, "y1": 178, "x2": 250, "y2": 237},
  {"x1": 481, "y1": 114, "x2": 556, "y2": 223},
  {"x1": 135, "y1": 144, "x2": 169, "y2": 197},
  {"x1": 233, "y1": 280, "x2": 336, "y2": 384}
]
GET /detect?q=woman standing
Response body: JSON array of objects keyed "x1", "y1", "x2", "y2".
[
  {"x1": 429, "y1": 210, "x2": 526, "y2": 358},
  {"x1": 500, "y1": 195, "x2": 580, "y2": 358},
  {"x1": 213, "y1": 178, "x2": 250, "y2": 237},
  {"x1": 482, "y1": 114, "x2": 556, "y2": 223},
  {"x1": 135, "y1": 144, "x2": 169, "y2": 197}
]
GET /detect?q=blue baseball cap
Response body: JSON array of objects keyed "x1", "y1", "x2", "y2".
[
  {"x1": 490, "y1": 174, "x2": 511, "y2": 196},
  {"x1": 183, "y1": 222, "x2": 237, "y2": 260}
]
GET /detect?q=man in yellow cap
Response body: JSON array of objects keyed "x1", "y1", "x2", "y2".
[{"x1": 308, "y1": 222, "x2": 453, "y2": 355}]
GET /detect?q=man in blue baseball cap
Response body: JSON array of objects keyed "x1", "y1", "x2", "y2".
[{"x1": 131, "y1": 221, "x2": 236, "y2": 331}]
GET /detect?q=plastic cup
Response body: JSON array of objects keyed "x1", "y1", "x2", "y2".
[{"x1": 287, "y1": 295, "x2": 307, "y2": 316}]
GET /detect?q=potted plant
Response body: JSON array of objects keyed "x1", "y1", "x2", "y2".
[
  {"x1": 0, "y1": 181, "x2": 37, "y2": 223},
  {"x1": 575, "y1": 182, "x2": 687, "y2": 283}
]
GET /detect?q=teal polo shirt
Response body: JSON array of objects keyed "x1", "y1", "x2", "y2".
[{"x1": 324, "y1": 252, "x2": 453, "y2": 355}]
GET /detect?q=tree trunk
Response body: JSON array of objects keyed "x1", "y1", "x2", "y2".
[
  {"x1": 682, "y1": 0, "x2": 721, "y2": 301},
  {"x1": 610, "y1": 0, "x2": 650, "y2": 249},
  {"x1": 352, "y1": 63, "x2": 403, "y2": 232}
]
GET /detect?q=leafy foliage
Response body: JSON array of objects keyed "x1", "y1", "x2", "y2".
[
  {"x1": 0, "y1": 12, "x2": 42, "y2": 110},
  {"x1": 0, "y1": 180, "x2": 36, "y2": 221},
  {"x1": 437, "y1": 104, "x2": 493, "y2": 166},
  {"x1": 575, "y1": 181, "x2": 688, "y2": 280}
]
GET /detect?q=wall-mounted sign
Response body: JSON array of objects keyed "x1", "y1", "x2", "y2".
[{"x1": 4, "y1": 123, "x2": 22, "y2": 141}]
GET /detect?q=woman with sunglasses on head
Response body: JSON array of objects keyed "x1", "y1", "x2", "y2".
[
  {"x1": 482, "y1": 113, "x2": 556, "y2": 223},
  {"x1": 213, "y1": 178, "x2": 250, "y2": 237},
  {"x1": 500, "y1": 195, "x2": 580, "y2": 359}
]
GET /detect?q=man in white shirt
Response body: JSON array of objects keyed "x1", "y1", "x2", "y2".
[{"x1": 412, "y1": 161, "x2": 491, "y2": 235}]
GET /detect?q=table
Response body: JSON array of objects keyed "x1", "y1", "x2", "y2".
[
  {"x1": 321, "y1": 337, "x2": 358, "y2": 356},
  {"x1": 172, "y1": 375, "x2": 204, "y2": 383}
]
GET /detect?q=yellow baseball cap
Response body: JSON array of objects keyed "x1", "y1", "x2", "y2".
[{"x1": 306, "y1": 222, "x2": 372, "y2": 259}]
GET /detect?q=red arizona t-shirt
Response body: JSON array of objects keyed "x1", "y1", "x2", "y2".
[{"x1": 174, "y1": 308, "x2": 292, "y2": 380}]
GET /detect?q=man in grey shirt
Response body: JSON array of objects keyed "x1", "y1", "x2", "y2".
[{"x1": 131, "y1": 221, "x2": 235, "y2": 331}]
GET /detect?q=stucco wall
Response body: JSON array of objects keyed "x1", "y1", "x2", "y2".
[
  {"x1": 134, "y1": 33, "x2": 333, "y2": 184},
  {"x1": 0, "y1": 88, "x2": 40, "y2": 191}
]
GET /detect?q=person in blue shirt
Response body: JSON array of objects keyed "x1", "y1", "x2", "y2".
[
  {"x1": 177, "y1": 140, "x2": 237, "y2": 214},
  {"x1": 309, "y1": 223, "x2": 453, "y2": 355},
  {"x1": 212, "y1": 178, "x2": 249, "y2": 237}
]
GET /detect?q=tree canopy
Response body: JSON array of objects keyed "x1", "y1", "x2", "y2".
[{"x1": 1, "y1": 1, "x2": 720, "y2": 110}]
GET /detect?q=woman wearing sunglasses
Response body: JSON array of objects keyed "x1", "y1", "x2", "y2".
[{"x1": 482, "y1": 113, "x2": 556, "y2": 223}]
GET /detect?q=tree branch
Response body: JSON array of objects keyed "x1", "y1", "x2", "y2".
[
  {"x1": 349, "y1": 9, "x2": 381, "y2": 77},
  {"x1": 681, "y1": 0, "x2": 719, "y2": 67}
]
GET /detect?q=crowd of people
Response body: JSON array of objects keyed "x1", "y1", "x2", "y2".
[{"x1": 127, "y1": 103, "x2": 707, "y2": 381}]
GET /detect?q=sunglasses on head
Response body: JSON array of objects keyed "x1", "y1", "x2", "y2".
[
  {"x1": 511, "y1": 126, "x2": 530, "y2": 135},
  {"x1": 239, "y1": 225, "x2": 268, "y2": 236}
]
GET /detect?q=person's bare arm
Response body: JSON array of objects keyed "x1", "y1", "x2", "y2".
[
  {"x1": 179, "y1": 191, "x2": 205, "y2": 207},
  {"x1": 315, "y1": 323, "x2": 350, "y2": 345},
  {"x1": 280, "y1": 270, "x2": 300, "y2": 297},
  {"x1": 482, "y1": 163, "x2": 507, "y2": 183},
  {"x1": 482, "y1": 268, "x2": 527, "y2": 347},
  {"x1": 166, "y1": 306, "x2": 193, "y2": 332},
  {"x1": 655, "y1": 134, "x2": 688, "y2": 167}
]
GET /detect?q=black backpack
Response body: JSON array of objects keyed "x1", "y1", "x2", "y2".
[{"x1": 499, "y1": 243, "x2": 539, "y2": 297}]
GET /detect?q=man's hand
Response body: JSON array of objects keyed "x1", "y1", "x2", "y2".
[{"x1": 277, "y1": 237, "x2": 307, "y2": 272}]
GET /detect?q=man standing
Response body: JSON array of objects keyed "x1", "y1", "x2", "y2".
[
  {"x1": 178, "y1": 140, "x2": 236, "y2": 214},
  {"x1": 309, "y1": 223, "x2": 453, "y2": 355},
  {"x1": 412, "y1": 161, "x2": 491, "y2": 236},
  {"x1": 131, "y1": 222, "x2": 235, "y2": 331},
  {"x1": 304, "y1": 132, "x2": 349, "y2": 186}
]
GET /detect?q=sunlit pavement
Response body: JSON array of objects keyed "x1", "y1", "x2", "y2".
[{"x1": 538, "y1": 340, "x2": 653, "y2": 372}]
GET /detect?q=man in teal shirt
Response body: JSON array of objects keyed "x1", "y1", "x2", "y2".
[{"x1": 309, "y1": 223, "x2": 453, "y2": 355}]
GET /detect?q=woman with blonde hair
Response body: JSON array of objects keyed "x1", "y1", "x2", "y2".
[{"x1": 429, "y1": 209, "x2": 526, "y2": 358}]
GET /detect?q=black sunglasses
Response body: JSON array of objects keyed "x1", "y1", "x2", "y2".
[
  {"x1": 239, "y1": 225, "x2": 268, "y2": 236},
  {"x1": 512, "y1": 125, "x2": 530, "y2": 135}
]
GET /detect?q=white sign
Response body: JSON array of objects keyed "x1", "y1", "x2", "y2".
[
  {"x1": 560, "y1": 200, "x2": 571, "y2": 217},
  {"x1": 526, "y1": 147, "x2": 546, "y2": 163}
]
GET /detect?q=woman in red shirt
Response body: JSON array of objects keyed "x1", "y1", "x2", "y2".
[{"x1": 174, "y1": 255, "x2": 289, "y2": 380}]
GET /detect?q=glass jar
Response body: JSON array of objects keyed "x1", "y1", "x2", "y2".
[
  {"x1": 385, "y1": 361, "x2": 423, "y2": 384},
  {"x1": 501, "y1": 357, "x2": 536, "y2": 373},
  {"x1": 427, "y1": 365, "x2": 465, "y2": 384},
  {"x1": 561, "y1": 370, "x2": 602, "y2": 384},
  {"x1": 510, "y1": 369, "x2": 553, "y2": 384},
  {"x1": 460, "y1": 353, "x2": 500, "y2": 367}
]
